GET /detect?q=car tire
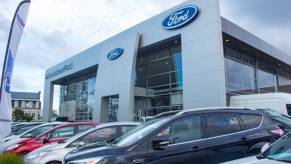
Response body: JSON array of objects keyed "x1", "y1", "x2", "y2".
[
  {"x1": 248, "y1": 142, "x2": 270, "y2": 154},
  {"x1": 20, "y1": 151, "x2": 29, "y2": 158},
  {"x1": 47, "y1": 161, "x2": 62, "y2": 164}
]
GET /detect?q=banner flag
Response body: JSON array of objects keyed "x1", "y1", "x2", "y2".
[{"x1": 0, "y1": 0, "x2": 31, "y2": 138}]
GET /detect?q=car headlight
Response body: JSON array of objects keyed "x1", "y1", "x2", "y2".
[
  {"x1": 25, "y1": 151, "x2": 49, "y2": 160},
  {"x1": 67, "y1": 157, "x2": 104, "y2": 164},
  {"x1": 5, "y1": 144, "x2": 20, "y2": 151}
]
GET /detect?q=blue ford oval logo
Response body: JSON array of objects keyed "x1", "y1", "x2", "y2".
[
  {"x1": 107, "y1": 48, "x2": 124, "y2": 60},
  {"x1": 162, "y1": 5, "x2": 199, "y2": 30}
]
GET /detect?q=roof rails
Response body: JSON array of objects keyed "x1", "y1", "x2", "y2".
[{"x1": 177, "y1": 106, "x2": 253, "y2": 115}]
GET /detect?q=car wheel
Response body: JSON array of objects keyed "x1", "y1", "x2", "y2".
[
  {"x1": 20, "y1": 151, "x2": 29, "y2": 158},
  {"x1": 47, "y1": 161, "x2": 62, "y2": 164}
]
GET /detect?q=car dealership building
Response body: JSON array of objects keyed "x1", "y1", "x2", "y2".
[{"x1": 43, "y1": 0, "x2": 291, "y2": 122}]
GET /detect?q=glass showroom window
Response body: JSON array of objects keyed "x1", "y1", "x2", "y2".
[
  {"x1": 108, "y1": 95, "x2": 119, "y2": 122},
  {"x1": 278, "y1": 70, "x2": 291, "y2": 94},
  {"x1": 223, "y1": 45, "x2": 289, "y2": 104},
  {"x1": 224, "y1": 47, "x2": 256, "y2": 104},
  {"x1": 134, "y1": 43, "x2": 183, "y2": 120},
  {"x1": 257, "y1": 61, "x2": 277, "y2": 93},
  {"x1": 59, "y1": 75, "x2": 96, "y2": 121}
]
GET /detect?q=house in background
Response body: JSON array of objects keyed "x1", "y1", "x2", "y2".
[{"x1": 11, "y1": 91, "x2": 41, "y2": 121}]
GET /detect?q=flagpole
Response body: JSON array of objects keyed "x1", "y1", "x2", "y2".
[{"x1": 0, "y1": 0, "x2": 31, "y2": 102}]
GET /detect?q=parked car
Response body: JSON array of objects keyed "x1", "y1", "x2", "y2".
[
  {"x1": 11, "y1": 122, "x2": 43, "y2": 135},
  {"x1": 64, "y1": 107, "x2": 283, "y2": 164},
  {"x1": 257, "y1": 108, "x2": 291, "y2": 133},
  {"x1": 24, "y1": 122, "x2": 140, "y2": 164},
  {"x1": 140, "y1": 110, "x2": 181, "y2": 122},
  {"x1": 223, "y1": 132, "x2": 291, "y2": 164},
  {"x1": 0, "y1": 122, "x2": 63, "y2": 153},
  {"x1": 4, "y1": 122, "x2": 96, "y2": 156},
  {"x1": 11, "y1": 122, "x2": 29, "y2": 132}
]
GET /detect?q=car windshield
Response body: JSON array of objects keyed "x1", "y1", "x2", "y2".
[
  {"x1": 112, "y1": 118, "x2": 170, "y2": 147},
  {"x1": 14, "y1": 124, "x2": 37, "y2": 135},
  {"x1": 20, "y1": 124, "x2": 57, "y2": 138},
  {"x1": 260, "y1": 133, "x2": 291, "y2": 162},
  {"x1": 258, "y1": 109, "x2": 291, "y2": 127}
]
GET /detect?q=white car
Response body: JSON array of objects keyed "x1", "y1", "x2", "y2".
[
  {"x1": 0, "y1": 122, "x2": 62, "y2": 152},
  {"x1": 223, "y1": 133, "x2": 291, "y2": 164},
  {"x1": 24, "y1": 122, "x2": 140, "y2": 164}
]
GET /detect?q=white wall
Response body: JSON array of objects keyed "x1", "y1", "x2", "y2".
[
  {"x1": 43, "y1": 0, "x2": 226, "y2": 122},
  {"x1": 93, "y1": 32, "x2": 140, "y2": 122}
]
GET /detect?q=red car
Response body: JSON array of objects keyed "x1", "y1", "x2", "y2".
[{"x1": 5, "y1": 122, "x2": 96, "y2": 156}]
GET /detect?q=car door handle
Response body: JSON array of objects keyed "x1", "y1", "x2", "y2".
[
  {"x1": 192, "y1": 146, "x2": 199, "y2": 150},
  {"x1": 133, "y1": 155, "x2": 155, "y2": 164},
  {"x1": 241, "y1": 137, "x2": 249, "y2": 141}
]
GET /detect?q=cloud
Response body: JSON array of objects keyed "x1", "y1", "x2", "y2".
[
  {"x1": 220, "y1": 0, "x2": 291, "y2": 26},
  {"x1": 0, "y1": 0, "x2": 290, "y2": 111},
  {"x1": 220, "y1": 0, "x2": 291, "y2": 55}
]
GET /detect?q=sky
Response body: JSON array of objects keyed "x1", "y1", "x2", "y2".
[{"x1": 0, "y1": 0, "x2": 291, "y2": 110}]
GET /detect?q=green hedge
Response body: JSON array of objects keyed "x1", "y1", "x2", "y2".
[{"x1": 0, "y1": 153, "x2": 23, "y2": 164}]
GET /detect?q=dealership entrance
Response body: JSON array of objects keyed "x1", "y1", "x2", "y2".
[{"x1": 134, "y1": 37, "x2": 183, "y2": 121}]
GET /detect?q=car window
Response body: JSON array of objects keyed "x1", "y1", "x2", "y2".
[
  {"x1": 78, "y1": 124, "x2": 94, "y2": 133},
  {"x1": 208, "y1": 113, "x2": 241, "y2": 137},
  {"x1": 120, "y1": 126, "x2": 136, "y2": 135},
  {"x1": 15, "y1": 124, "x2": 38, "y2": 135},
  {"x1": 287, "y1": 104, "x2": 291, "y2": 116},
  {"x1": 239, "y1": 114, "x2": 262, "y2": 129},
  {"x1": 12, "y1": 124, "x2": 26, "y2": 131},
  {"x1": 155, "y1": 115, "x2": 203, "y2": 144},
  {"x1": 41, "y1": 126, "x2": 75, "y2": 140},
  {"x1": 115, "y1": 118, "x2": 170, "y2": 147},
  {"x1": 21, "y1": 125, "x2": 56, "y2": 138},
  {"x1": 257, "y1": 109, "x2": 291, "y2": 126},
  {"x1": 70, "y1": 127, "x2": 117, "y2": 147}
]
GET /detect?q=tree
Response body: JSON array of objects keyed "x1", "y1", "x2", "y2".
[{"x1": 13, "y1": 109, "x2": 33, "y2": 121}]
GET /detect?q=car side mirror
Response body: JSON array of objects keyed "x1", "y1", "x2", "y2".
[
  {"x1": 25, "y1": 133, "x2": 33, "y2": 138},
  {"x1": 152, "y1": 137, "x2": 170, "y2": 150},
  {"x1": 42, "y1": 136, "x2": 49, "y2": 144},
  {"x1": 74, "y1": 141, "x2": 85, "y2": 148},
  {"x1": 261, "y1": 143, "x2": 270, "y2": 153},
  {"x1": 276, "y1": 123, "x2": 284, "y2": 129}
]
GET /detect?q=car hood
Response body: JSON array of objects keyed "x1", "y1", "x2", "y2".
[
  {"x1": 65, "y1": 145, "x2": 124, "y2": 162},
  {"x1": 29, "y1": 142, "x2": 65, "y2": 154},
  {"x1": 0, "y1": 137, "x2": 24, "y2": 152},
  {"x1": 222, "y1": 156, "x2": 287, "y2": 164},
  {"x1": 0, "y1": 135, "x2": 19, "y2": 142}
]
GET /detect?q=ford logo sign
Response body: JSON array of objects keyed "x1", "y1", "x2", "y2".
[
  {"x1": 107, "y1": 48, "x2": 124, "y2": 60},
  {"x1": 162, "y1": 5, "x2": 199, "y2": 30}
]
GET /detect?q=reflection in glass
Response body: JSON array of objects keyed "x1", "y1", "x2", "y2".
[
  {"x1": 59, "y1": 76, "x2": 96, "y2": 121},
  {"x1": 278, "y1": 73, "x2": 291, "y2": 94},
  {"x1": 224, "y1": 46, "x2": 291, "y2": 105},
  {"x1": 134, "y1": 44, "x2": 183, "y2": 120},
  {"x1": 108, "y1": 95, "x2": 119, "y2": 122},
  {"x1": 257, "y1": 70, "x2": 276, "y2": 93}
]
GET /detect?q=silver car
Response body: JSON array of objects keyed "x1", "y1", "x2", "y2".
[
  {"x1": 223, "y1": 132, "x2": 291, "y2": 164},
  {"x1": 24, "y1": 122, "x2": 140, "y2": 164},
  {"x1": 0, "y1": 122, "x2": 63, "y2": 152}
]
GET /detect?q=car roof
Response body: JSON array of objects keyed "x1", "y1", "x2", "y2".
[
  {"x1": 153, "y1": 110, "x2": 182, "y2": 118},
  {"x1": 34, "y1": 122, "x2": 96, "y2": 140},
  {"x1": 99, "y1": 121, "x2": 140, "y2": 127},
  {"x1": 19, "y1": 122, "x2": 64, "y2": 137},
  {"x1": 176, "y1": 107, "x2": 259, "y2": 116},
  {"x1": 13, "y1": 122, "x2": 43, "y2": 129}
]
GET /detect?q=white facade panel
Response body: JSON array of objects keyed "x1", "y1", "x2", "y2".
[{"x1": 43, "y1": 0, "x2": 290, "y2": 122}]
